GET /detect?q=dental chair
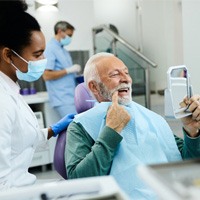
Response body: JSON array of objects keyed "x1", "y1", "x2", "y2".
[{"x1": 53, "y1": 82, "x2": 95, "y2": 179}]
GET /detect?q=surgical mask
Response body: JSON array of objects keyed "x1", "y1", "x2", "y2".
[
  {"x1": 11, "y1": 50, "x2": 47, "y2": 82},
  {"x1": 60, "y1": 35, "x2": 72, "y2": 46}
]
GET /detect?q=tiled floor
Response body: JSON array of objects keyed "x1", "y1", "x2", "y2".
[{"x1": 31, "y1": 93, "x2": 184, "y2": 179}]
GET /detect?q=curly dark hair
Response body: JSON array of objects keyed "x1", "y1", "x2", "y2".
[{"x1": 0, "y1": 0, "x2": 41, "y2": 54}]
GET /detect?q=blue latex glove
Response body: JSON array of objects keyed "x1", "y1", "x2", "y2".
[{"x1": 51, "y1": 113, "x2": 75, "y2": 137}]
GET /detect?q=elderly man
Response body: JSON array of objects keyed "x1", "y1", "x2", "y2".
[{"x1": 65, "y1": 52, "x2": 200, "y2": 199}]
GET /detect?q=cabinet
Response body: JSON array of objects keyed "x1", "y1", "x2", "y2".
[{"x1": 22, "y1": 92, "x2": 60, "y2": 167}]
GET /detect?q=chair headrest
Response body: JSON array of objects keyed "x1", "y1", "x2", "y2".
[{"x1": 74, "y1": 82, "x2": 95, "y2": 113}]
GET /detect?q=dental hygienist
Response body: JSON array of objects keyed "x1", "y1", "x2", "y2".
[
  {"x1": 0, "y1": 0, "x2": 74, "y2": 190},
  {"x1": 43, "y1": 21, "x2": 81, "y2": 118}
]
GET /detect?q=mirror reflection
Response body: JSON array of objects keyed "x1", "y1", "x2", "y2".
[{"x1": 171, "y1": 68, "x2": 186, "y2": 78}]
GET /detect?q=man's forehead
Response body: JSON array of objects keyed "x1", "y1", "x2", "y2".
[{"x1": 97, "y1": 56, "x2": 127, "y2": 71}]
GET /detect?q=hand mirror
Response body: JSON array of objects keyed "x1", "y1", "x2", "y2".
[{"x1": 164, "y1": 65, "x2": 192, "y2": 119}]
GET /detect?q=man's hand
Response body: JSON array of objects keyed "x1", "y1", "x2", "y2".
[
  {"x1": 180, "y1": 95, "x2": 200, "y2": 137},
  {"x1": 106, "y1": 91, "x2": 131, "y2": 133}
]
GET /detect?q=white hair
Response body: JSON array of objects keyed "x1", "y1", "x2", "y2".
[{"x1": 83, "y1": 52, "x2": 114, "y2": 87}]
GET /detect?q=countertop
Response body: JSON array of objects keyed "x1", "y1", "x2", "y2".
[{"x1": 22, "y1": 91, "x2": 49, "y2": 104}]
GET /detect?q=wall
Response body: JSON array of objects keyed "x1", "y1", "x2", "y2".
[
  {"x1": 26, "y1": 0, "x2": 200, "y2": 94},
  {"x1": 140, "y1": 0, "x2": 183, "y2": 91},
  {"x1": 27, "y1": 0, "x2": 94, "y2": 55},
  {"x1": 93, "y1": 0, "x2": 139, "y2": 48},
  {"x1": 182, "y1": 0, "x2": 200, "y2": 94},
  {"x1": 93, "y1": 0, "x2": 184, "y2": 91}
]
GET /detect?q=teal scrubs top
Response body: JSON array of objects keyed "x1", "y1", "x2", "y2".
[{"x1": 44, "y1": 38, "x2": 76, "y2": 113}]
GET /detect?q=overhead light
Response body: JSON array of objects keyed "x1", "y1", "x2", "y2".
[{"x1": 35, "y1": 0, "x2": 58, "y2": 11}]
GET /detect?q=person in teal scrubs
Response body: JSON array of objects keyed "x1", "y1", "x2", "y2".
[{"x1": 43, "y1": 21, "x2": 81, "y2": 118}]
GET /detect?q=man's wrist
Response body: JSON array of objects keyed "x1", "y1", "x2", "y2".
[{"x1": 183, "y1": 126, "x2": 200, "y2": 138}]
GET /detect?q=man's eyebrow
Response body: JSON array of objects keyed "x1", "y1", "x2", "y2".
[
  {"x1": 109, "y1": 67, "x2": 128, "y2": 73},
  {"x1": 108, "y1": 69, "x2": 119, "y2": 74}
]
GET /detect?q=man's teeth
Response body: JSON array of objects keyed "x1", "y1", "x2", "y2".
[{"x1": 118, "y1": 88, "x2": 129, "y2": 92}]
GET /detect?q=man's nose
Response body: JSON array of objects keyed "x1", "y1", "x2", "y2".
[{"x1": 120, "y1": 72, "x2": 132, "y2": 83}]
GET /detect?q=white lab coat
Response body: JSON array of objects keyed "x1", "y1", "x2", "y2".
[{"x1": 0, "y1": 72, "x2": 48, "y2": 190}]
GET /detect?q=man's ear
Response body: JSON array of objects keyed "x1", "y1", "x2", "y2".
[
  {"x1": 88, "y1": 81, "x2": 99, "y2": 95},
  {"x1": 57, "y1": 28, "x2": 63, "y2": 36},
  {"x1": 2, "y1": 48, "x2": 12, "y2": 64}
]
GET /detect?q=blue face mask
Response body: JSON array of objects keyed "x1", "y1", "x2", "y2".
[
  {"x1": 11, "y1": 50, "x2": 47, "y2": 82},
  {"x1": 60, "y1": 35, "x2": 72, "y2": 46}
]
